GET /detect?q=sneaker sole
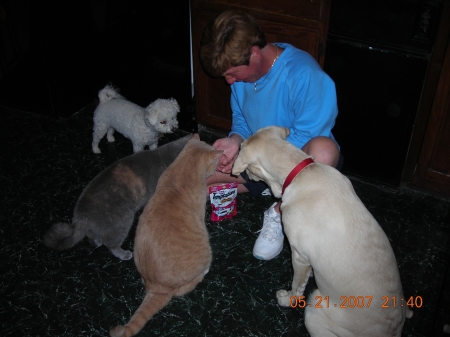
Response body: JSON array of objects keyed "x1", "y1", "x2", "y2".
[{"x1": 253, "y1": 245, "x2": 283, "y2": 261}]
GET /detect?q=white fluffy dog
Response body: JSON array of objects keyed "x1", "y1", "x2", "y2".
[
  {"x1": 92, "y1": 85, "x2": 179, "y2": 154},
  {"x1": 232, "y1": 126, "x2": 412, "y2": 337}
]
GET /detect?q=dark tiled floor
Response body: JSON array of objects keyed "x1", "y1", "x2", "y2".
[{"x1": 1, "y1": 104, "x2": 449, "y2": 337}]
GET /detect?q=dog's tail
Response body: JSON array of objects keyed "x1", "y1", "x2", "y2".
[
  {"x1": 43, "y1": 222, "x2": 86, "y2": 251},
  {"x1": 98, "y1": 84, "x2": 124, "y2": 102}
]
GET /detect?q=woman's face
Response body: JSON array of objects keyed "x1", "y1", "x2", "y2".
[
  {"x1": 223, "y1": 65, "x2": 256, "y2": 84},
  {"x1": 222, "y1": 47, "x2": 262, "y2": 85}
]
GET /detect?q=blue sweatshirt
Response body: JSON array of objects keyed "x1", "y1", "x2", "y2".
[{"x1": 229, "y1": 43, "x2": 338, "y2": 149}]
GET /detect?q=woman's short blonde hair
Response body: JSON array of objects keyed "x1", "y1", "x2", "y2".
[{"x1": 200, "y1": 10, "x2": 267, "y2": 77}]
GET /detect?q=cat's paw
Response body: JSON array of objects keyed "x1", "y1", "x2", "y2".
[
  {"x1": 110, "y1": 248, "x2": 133, "y2": 260},
  {"x1": 276, "y1": 289, "x2": 292, "y2": 307},
  {"x1": 121, "y1": 250, "x2": 133, "y2": 260},
  {"x1": 88, "y1": 238, "x2": 102, "y2": 248}
]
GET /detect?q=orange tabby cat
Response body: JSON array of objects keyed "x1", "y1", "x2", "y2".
[{"x1": 110, "y1": 134, "x2": 222, "y2": 337}]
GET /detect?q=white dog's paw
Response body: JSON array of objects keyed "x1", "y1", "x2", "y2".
[
  {"x1": 276, "y1": 289, "x2": 292, "y2": 307},
  {"x1": 132, "y1": 145, "x2": 145, "y2": 153},
  {"x1": 92, "y1": 147, "x2": 101, "y2": 154}
]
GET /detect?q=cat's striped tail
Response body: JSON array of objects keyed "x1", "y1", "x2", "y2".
[
  {"x1": 110, "y1": 291, "x2": 172, "y2": 337},
  {"x1": 43, "y1": 222, "x2": 85, "y2": 251}
]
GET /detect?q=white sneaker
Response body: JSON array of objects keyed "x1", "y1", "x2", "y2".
[
  {"x1": 261, "y1": 188, "x2": 272, "y2": 196},
  {"x1": 253, "y1": 202, "x2": 284, "y2": 260}
]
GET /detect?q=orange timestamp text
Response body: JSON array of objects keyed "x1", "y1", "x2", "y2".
[{"x1": 289, "y1": 295, "x2": 423, "y2": 309}]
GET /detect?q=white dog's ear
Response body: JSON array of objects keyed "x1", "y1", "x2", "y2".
[
  {"x1": 145, "y1": 109, "x2": 158, "y2": 126},
  {"x1": 169, "y1": 98, "x2": 180, "y2": 113}
]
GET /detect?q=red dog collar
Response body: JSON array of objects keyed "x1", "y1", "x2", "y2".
[{"x1": 281, "y1": 158, "x2": 314, "y2": 195}]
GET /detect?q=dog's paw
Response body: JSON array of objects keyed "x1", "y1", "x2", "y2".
[
  {"x1": 276, "y1": 289, "x2": 292, "y2": 307},
  {"x1": 148, "y1": 143, "x2": 158, "y2": 150},
  {"x1": 92, "y1": 147, "x2": 101, "y2": 154}
]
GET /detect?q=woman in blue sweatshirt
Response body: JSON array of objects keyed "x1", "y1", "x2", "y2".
[{"x1": 200, "y1": 10, "x2": 342, "y2": 261}]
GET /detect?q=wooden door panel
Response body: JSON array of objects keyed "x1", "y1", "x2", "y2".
[
  {"x1": 412, "y1": 37, "x2": 450, "y2": 194},
  {"x1": 191, "y1": 10, "x2": 232, "y2": 130},
  {"x1": 191, "y1": 0, "x2": 326, "y2": 24}
]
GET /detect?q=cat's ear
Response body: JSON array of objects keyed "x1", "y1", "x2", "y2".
[
  {"x1": 212, "y1": 150, "x2": 223, "y2": 160},
  {"x1": 208, "y1": 150, "x2": 223, "y2": 172}
]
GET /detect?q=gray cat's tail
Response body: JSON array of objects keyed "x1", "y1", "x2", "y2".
[
  {"x1": 110, "y1": 291, "x2": 173, "y2": 337},
  {"x1": 43, "y1": 222, "x2": 86, "y2": 251}
]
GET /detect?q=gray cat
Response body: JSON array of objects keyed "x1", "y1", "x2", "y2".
[{"x1": 43, "y1": 134, "x2": 192, "y2": 260}]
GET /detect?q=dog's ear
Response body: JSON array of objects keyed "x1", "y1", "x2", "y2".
[
  {"x1": 271, "y1": 126, "x2": 289, "y2": 140},
  {"x1": 231, "y1": 153, "x2": 248, "y2": 176},
  {"x1": 145, "y1": 109, "x2": 158, "y2": 126},
  {"x1": 169, "y1": 98, "x2": 180, "y2": 113},
  {"x1": 191, "y1": 134, "x2": 200, "y2": 140}
]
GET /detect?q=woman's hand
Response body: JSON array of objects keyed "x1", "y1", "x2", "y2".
[{"x1": 212, "y1": 134, "x2": 243, "y2": 174}]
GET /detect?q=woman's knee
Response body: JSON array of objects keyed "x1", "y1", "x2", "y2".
[{"x1": 302, "y1": 137, "x2": 340, "y2": 167}]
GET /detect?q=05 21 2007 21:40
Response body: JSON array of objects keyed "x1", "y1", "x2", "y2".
[{"x1": 289, "y1": 295, "x2": 423, "y2": 309}]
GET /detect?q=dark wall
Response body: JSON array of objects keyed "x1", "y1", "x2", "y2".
[
  {"x1": 324, "y1": 0, "x2": 443, "y2": 187},
  {"x1": 0, "y1": 0, "x2": 195, "y2": 130}
]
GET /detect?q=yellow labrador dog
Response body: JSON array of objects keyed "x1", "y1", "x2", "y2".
[{"x1": 232, "y1": 126, "x2": 412, "y2": 337}]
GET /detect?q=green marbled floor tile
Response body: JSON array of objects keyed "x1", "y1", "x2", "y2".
[{"x1": 1, "y1": 105, "x2": 449, "y2": 337}]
